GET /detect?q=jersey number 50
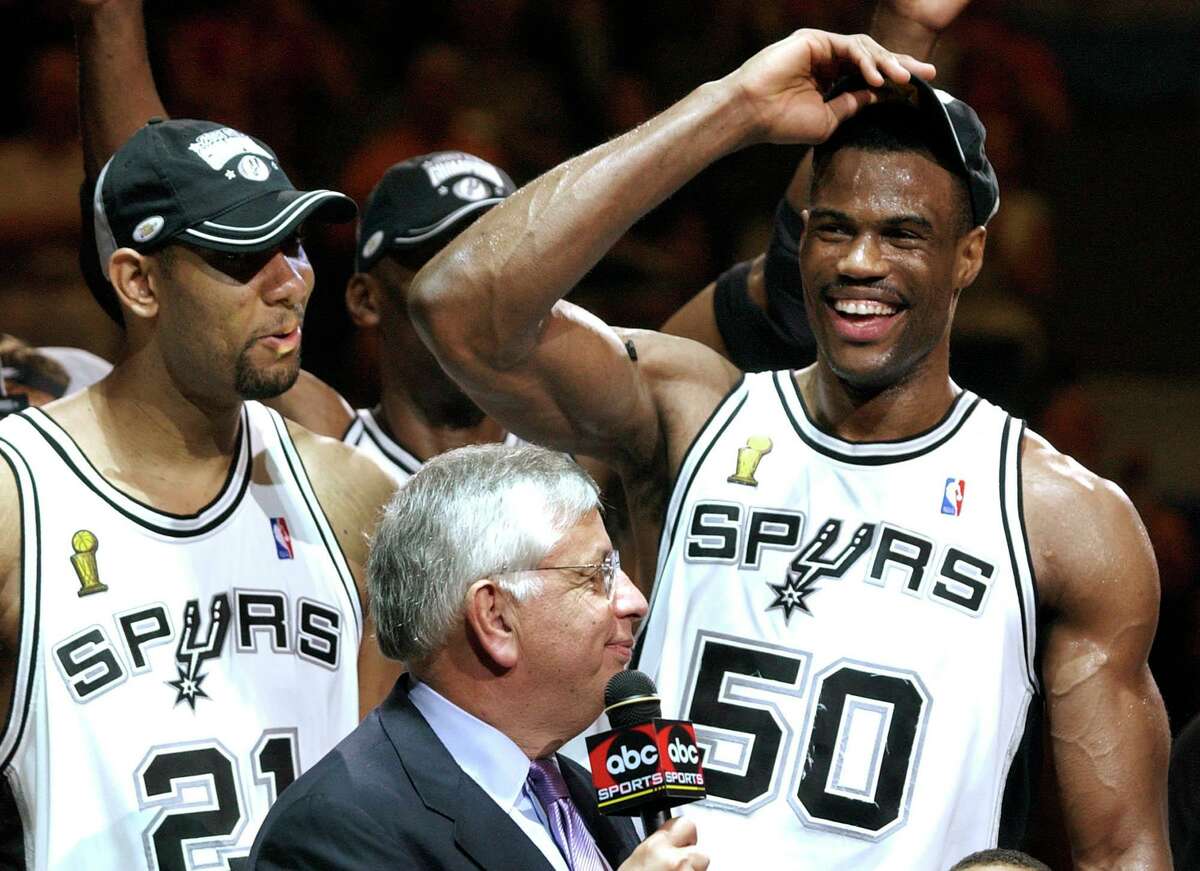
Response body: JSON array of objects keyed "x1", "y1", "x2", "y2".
[{"x1": 682, "y1": 633, "x2": 929, "y2": 840}]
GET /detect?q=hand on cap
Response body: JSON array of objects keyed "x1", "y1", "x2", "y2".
[
  {"x1": 618, "y1": 817, "x2": 709, "y2": 871},
  {"x1": 727, "y1": 29, "x2": 935, "y2": 147}
]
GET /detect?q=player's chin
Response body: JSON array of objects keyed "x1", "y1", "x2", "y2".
[{"x1": 234, "y1": 355, "x2": 302, "y2": 401}]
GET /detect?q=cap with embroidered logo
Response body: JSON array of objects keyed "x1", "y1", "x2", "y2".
[
  {"x1": 93, "y1": 117, "x2": 356, "y2": 272},
  {"x1": 356, "y1": 151, "x2": 515, "y2": 272}
]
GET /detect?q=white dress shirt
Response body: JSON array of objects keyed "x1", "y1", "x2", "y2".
[{"x1": 409, "y1": 680, "x2": 573, "y2": 871}]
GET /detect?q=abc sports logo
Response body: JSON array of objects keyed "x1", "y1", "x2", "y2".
[{"x1": 606, "y1": 741, "x2": 658, "y2": 775}]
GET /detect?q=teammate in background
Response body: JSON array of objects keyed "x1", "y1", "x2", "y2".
[
  {"x1": 410, "y1": 26, "x2": 1170, "y2": 871},
  {"x1": 0, "y1": 7, "x2": 402, "y2": 871},
  {"x1": 269, "y1": 151, "x2": 523, "y2": 480},
  {"x1": 948, "y1": 848, "x2": 1052, "y2": 871}
]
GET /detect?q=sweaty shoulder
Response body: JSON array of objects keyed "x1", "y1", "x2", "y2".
[
  {"x1": 286, "y1": 420, "x2": 398, "y2": 571},
  {"x1": 613, "y1": 327, "x2": 741, "y2": 477},
  {"x1": 1019, "y1": 428, "x2": 1157, "y2": 614}
]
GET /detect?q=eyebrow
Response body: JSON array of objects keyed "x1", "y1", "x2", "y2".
[{"x1": 808, "y1": 208, "x2": 934, "y2": 231}]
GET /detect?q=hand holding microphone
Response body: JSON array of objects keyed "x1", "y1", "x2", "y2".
[
  {"x1": 618, "y1": 817, "x2": 709, "y2": 871},
  {"x1": 587, "y1": 670, "x2": 707, "y2": 836}
]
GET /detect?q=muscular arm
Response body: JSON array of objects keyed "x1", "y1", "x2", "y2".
[
  {"x1": 410, "y1": 32, "x2": 930, "y2": 474},
  {"x1": 1023, "y1": 432, "x2": 1171, "y2": 869},
  {"x1": 74, "y1": 0, "x2": 165, "y2": 176},
  {"x1": 287, "y1": 422, "x2": 403, "y2": 717}
]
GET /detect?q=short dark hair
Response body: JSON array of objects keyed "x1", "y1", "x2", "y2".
[
  {"x1": 948, "y1": 848, "x2": 1052, "y2": 870},
  {"x1": 811, "y1": 102, "x2": 974, "y2": 235}
]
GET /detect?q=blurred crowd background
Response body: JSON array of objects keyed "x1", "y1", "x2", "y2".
[{"x1": 2, "y1": 0, "x2": 1199, "y2": 732}]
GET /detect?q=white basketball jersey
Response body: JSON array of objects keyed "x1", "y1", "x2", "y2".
[
  {"x1": 636, "y1": 370, "x2": 1040, "y2": 870},
  {"x1": 0, "y1": 402, "x2": 362, "y2": 871},
  {"x1": 342, "y1": 407, "x2": 521, "y2": 484}
]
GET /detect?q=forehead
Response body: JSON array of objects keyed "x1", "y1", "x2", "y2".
[
  {"x1": 812, "y1": 148, "x2": 960, "y2": 228},
  {"x1": 538, "y1": 509, "x2": 609, "y2": 566}
]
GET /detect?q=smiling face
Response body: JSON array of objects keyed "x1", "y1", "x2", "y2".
[
  {"x1": 512, "y1": 509, "x2": 648, "y2": 732},
  {"x1": 152, "y1": 233, "x2": 313, "y2": 403},
  {"x1": 800, "y1": 147, "x2": 984, "y2": 392}
]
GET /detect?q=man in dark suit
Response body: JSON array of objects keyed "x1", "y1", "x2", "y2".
[{"x1": 250, "y1": 444, "x2": 709, "y2": 870}]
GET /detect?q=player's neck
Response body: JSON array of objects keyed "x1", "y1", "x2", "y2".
[
  {"x1": 376, "y1": 385, "x2": 508, "y2": 463},
  {"x1": 43, "y1": 349, "x2": 246, "y2": 512},
  {"x1": 799, "y1": 357, "x2": 959, "y2": 443}
]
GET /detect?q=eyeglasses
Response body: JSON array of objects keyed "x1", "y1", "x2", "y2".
[{"x1": 510, "y1": 550, "x2": 622, "y2": 600}]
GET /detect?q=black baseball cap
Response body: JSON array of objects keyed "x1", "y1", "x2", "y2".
[
  {"x1": 93, "y1": 117, "x2": 356, "y2": 271},
  {"x1": 356, "y1": 151, "x2": 516, "y2": 272},
  {"x1": 827, "y1": 75, "x2": 1000, "y2": 227}
]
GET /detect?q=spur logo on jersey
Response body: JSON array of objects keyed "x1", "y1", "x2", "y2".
[
  {"x1": 69, "y1": 529, "x2": 108, "y2": 597},
  {"x1": 684, "y1": 501, "x2": 997, "y2": 621},
  {"x1": 727, "y1": 435, "x2": 773, "y2": 487},
  {"x1": 941, "y1": 478, "x2": 966, "y2": 516},
  {"x1": 169, "y1": 595, "x2": 231, "y2": 708},
  {"x1": 271, "y1": 516, "x2": 295, "y2": 559},
  {"x1": 50, "y1": 590, "x2": 346, "y2": 707}
]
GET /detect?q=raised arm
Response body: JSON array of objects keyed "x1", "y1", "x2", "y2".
[
  {"x1": 73, "y1": 0, "x2": 165, "y2": 177},
  {"x1": 663, "y1": 0, "x2": 969, "y2": 368},
  {"x1": 409, "y1": 31, "x2": 933, "y2": 471},
  {"x1": 1024, "y1": 432, "x2": 1171, "y2": 869}
]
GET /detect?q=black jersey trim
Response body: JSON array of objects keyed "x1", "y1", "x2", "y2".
[
  {"x1": 999, "y1": 417, "x2": 1039, "y2": 694},
  {"x1": 340, "y1": 414, "x2": 362, "y2": 443},
  {"x1": 0, "y1": 439, "x2": 41, "y2": 773},
  {"x1": 633, "y1": 377, "x2": 748, "y2": 669},
  {"x1": 267, "y1": 412, "x2": 363, "y2": 636},
  {"x1": 772, "y1": 370, "x2": 981, "y2": 465},
  {"x1": 358, "y1": 410, "x2": 421, "y2": 475},
  {"x1": 15, "y1": 408, "x2": 251, "y2": 538},
  {"x1": 1013, "y1": 421, "x2": 1044, "y2": 685},
  {"x1": 996, "y1": 691, "x2": 1043, "y2": 850}
]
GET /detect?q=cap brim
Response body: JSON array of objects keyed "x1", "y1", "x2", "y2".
[
  {"x1": 391, "y1": 197, "x2": 505, "y2": 246},
  {"x1": 180, "y1": 188, "x2": 357, "y2": 252}
]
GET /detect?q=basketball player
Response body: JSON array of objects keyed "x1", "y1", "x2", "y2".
[
  {"x1": 0, "y1": 15, "x2": 402, "y2": 871},
  {"x1": 70, "y1": 0, "x2": 533, "y2": 489},
  {"x1": 268, "y1": 151, "x2": 524, "y2": 481},
  {"x1": 410, "y1": 28, "x2": 1170, "y2": 870}
]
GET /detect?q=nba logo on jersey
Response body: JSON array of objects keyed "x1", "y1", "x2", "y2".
[
  {"x1": 941, "y1": 478, "x2": 966, "y2": 516},
  {"x1": 271, "y1": 517, "x2": 295, "y2": 559}
]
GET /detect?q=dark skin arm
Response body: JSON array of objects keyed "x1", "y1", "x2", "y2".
[
  {"x1": 73, "y1": 0, "x2": 164, "y2": 176},
  {"x1": 1023, "y1": 430, "x2": 1171, "y2": 869},
  {"x1": 409, "y1": 33, "x2": 933, "y2": 480}
]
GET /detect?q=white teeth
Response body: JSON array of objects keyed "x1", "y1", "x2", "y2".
[{"x1": 833, "y1": 299, "x2": 897, "y2": 316}]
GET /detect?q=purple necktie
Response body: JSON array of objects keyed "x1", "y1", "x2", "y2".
[{"x1": 526, "y1": 758, "x2": 611, "y2": 871}]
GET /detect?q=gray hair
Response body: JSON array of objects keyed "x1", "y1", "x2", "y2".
[{"x1": 367, "y1": 443, "x2": 600, "y2": 664}]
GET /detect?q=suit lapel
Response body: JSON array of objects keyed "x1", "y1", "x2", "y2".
[
  {"x1": 559, "y1": 754, "x2": 640, "y2": 867},
  {"x1": 378, "y1": 681, "x2": 556, "y2": 871}
]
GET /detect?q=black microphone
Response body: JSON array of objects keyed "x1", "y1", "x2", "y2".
[
  {"x1": 585, "y1": 670, "x2": 706, "y2": 837},
  {"x1": 605, "y1": 671, "x2": 672, "y2": 836}
]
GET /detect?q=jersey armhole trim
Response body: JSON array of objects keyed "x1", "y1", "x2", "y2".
[
  {"x1": 0, "y1": 438, "x2": 41, "y2": 772},
  {"x1": 999, "y1": 417, "x2": 1040, "y2": 695},
  {"x1": 265, "y1": 411, "x2": 364, "y2": 641},
  {"x1": 633, "y1": 376, "x2": 748, "y2": 669}
]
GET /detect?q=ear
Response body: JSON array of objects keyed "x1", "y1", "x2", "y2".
[
  {"x1": 954, "y1": 226, "x2": 987, "y2": 290},
  {"x1": 108, "y1": 248, "x2": 160, "y2": 321},
  {"x1": 463, "y1": 578, "x2": 520, "y2": 670},
  {"x1": 346, "y1": 272, "x2": 383, "y2": 329}
]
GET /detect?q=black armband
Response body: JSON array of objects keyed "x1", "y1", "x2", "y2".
[
  {"x1": 711, "y1": 198, "x2": 815, "y2": 372},
  {"x1": 763, "y1": 198, "x2": 814, "y2": 352}
]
